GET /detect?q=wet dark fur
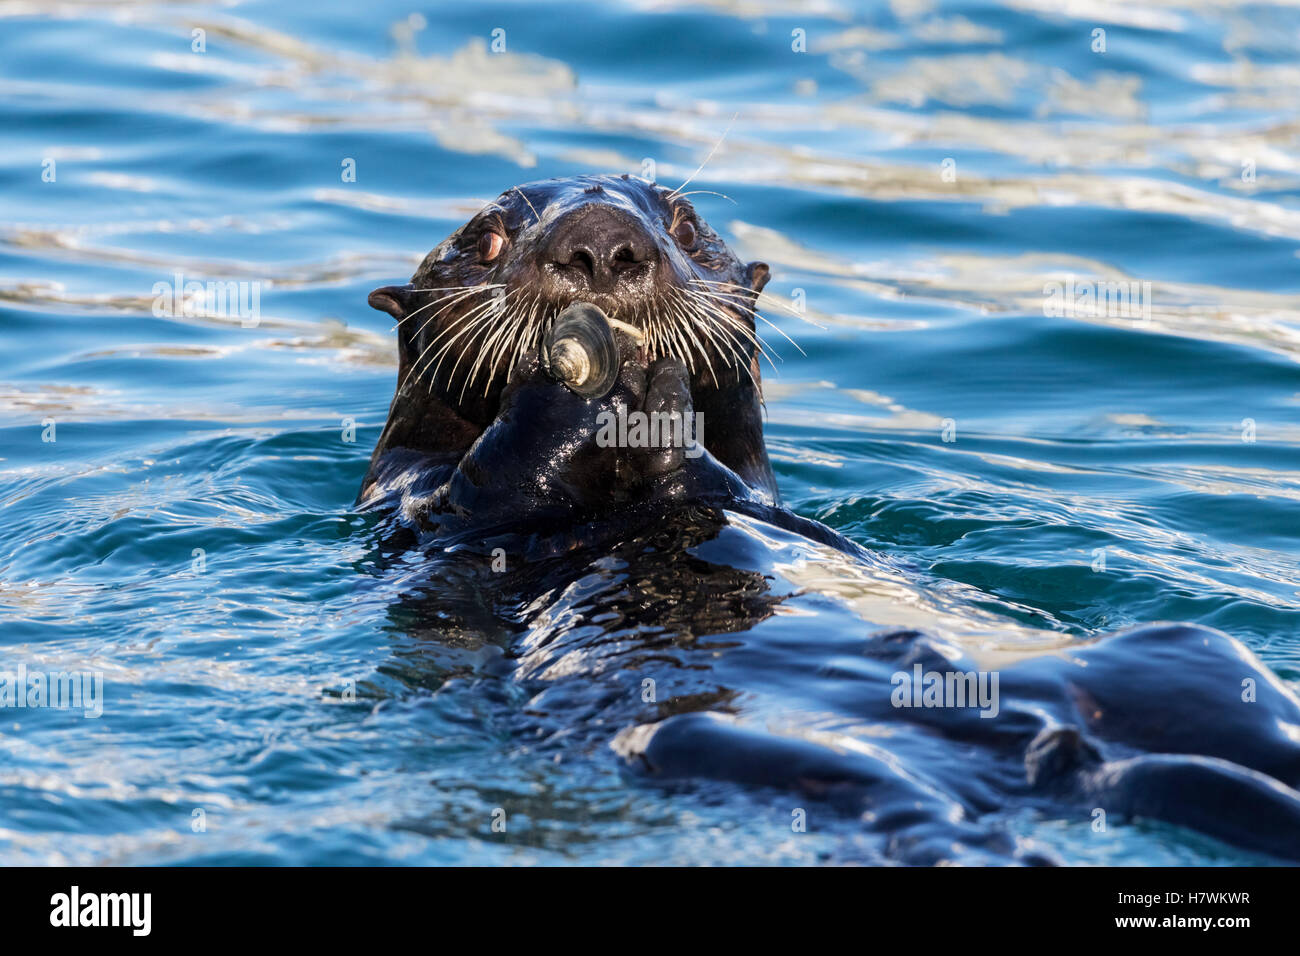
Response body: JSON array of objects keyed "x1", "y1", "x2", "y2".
[
  {"x1": 358, "y1": 175, "x2": 1300, "y2": 864},
  {"x1": 360, "y1": 174, "x2": 777, "y2": 522}
]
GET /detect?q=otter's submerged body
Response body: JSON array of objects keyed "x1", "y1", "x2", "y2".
[{"x1": 360, "y1": 175, "x2": 1300, "y2": 863}]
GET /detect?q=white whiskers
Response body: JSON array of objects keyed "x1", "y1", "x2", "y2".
[{"x1": 401, "y1": 274, "x2": 799, "y2": 399}]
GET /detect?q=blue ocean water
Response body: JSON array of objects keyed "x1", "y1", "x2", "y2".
[{"x1": 1, "y1": 0, "x2": 1298, "y2": 865}]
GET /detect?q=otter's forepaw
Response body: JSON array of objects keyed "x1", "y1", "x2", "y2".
[{"x1": 634, "y1": 357, "x2": 699, "y2": 481}]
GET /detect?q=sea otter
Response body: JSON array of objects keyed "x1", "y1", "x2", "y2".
[
  {"x1": 358, "y1": 175, "x2": 1300, "y2": 864},
  {"x1": 358, "y1": 173, "x2": 795, "y2": 544}
]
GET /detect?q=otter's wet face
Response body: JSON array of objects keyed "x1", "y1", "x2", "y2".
[
  {"x1": 363, "y1": 174, "x2": 780, "y2": 500},
  {"x1": 368, "y1": 174, "x2": 771, "y2": 422}
]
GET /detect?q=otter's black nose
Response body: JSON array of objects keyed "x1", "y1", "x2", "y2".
[{"x1": 545, "y1": 206, "x2": 656, "y2": 291}]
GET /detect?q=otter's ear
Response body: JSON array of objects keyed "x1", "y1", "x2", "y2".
[
  {"x1": 745, "y1": 261, "x2": 770, "y2": 294},
  {"x1": 368, "y1": 284, "x2": 414, "y2": 320}
]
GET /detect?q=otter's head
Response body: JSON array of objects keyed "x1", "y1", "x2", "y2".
[{"x1": 367, "y1": 174, "x2": 775, "y2": 487}]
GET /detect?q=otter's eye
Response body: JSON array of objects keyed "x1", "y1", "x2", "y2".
[
  {"x1": 673, "y1": 218, "x2": 697, "y2": 249},
  {"x1": 477, "y1": 231, "x2": 505, "y2": 262}
]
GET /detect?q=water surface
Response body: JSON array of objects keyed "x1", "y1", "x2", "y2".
[{"x1": 1, "y1": 0, "x2": 1299, "y2": 864}]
